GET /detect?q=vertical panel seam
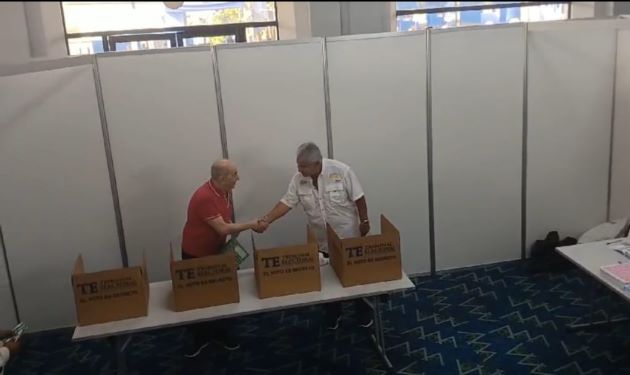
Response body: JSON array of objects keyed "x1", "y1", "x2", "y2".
[
  {"x1": 0, "y1": 225, "x2": 21, "y2": 324},
  {"x1": 93, "y1": 56, "x2": 129, "y2": 267},
  {"x1": 323, "y1": 38, "x2": 334, "y2": 159},
  {"x1": 426, "y1": 28, "x2": 436, "y2": 275},
  {"x1": 211, "y1": 47, "x2": 235, "y2": 222},
  {"x1": 521, "y1": 24, "x2": 529, "y2": 260},
  {"x1": 607, "y1": 30, "x2": 619, "y2": 222},
  {"x1": 212, "y1": 47, "x2": 229, "y2": 160}
]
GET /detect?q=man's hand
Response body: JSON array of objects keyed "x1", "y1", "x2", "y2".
[
  {"x1": 252, "y1": 218, "x2": 269, "y2": 233},
  {"x1": 359, "y1": 221, "x2": 370, "y2": 237},
  {"x1": 258, "y1": 218, "x2": 270, "y2": 232},
  {"x1": 4, "y1": 340, "x2": 21, "y2": 354},
  {"x1": 355, "y1": 197, "x2": 369, "y2": 237},
  {"x1": 0, "y1": 331, "x2": 11, "y2": 341}
]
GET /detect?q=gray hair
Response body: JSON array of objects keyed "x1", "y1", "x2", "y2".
[{"x1": 296, "y1": 142, "x2": 322, "y2": 164}]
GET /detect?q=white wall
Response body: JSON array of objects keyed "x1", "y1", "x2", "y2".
[
  {"x1": 0, "y1": 2, "x2": 33, "y2": 323},
  {"x1": 0, "y1": 65, "x2": 122, "y2": 330},
  {"x1": 327, "y1": 33, "x2": 430, "y2": 275},
  {"x1": 0, "y1": 2, "x2": 29, "y2": 326},
  {"x1": 308, "y1": 1, "x2": 392, "y2": 38},
  {"x1": 0, "y1": 2, "x2": 66, "y2": 63},
  {"x1": 23, "y1": 2, "x2": 66, "y2": 58},
  {"x1": 610, "y1": 29, "x2": 630, "y2": 220},
  {"x1": 277, "y1": 2, "x2": 312, "y2": 40},
  {"x1": 432, "y1": 26, "x2": 525, "y2": 270},
  {"x1": 217, "y1": 41, "x2": 328, "y2": 267},
  {"x1": 344, "y1": 2, "x2": 392, "y2": 35},
  {"x1": 0, "y1": 247, "x2": 17, "y2": 328},
  {"x1": 614, "y1": 2, "x2": 630, "y2": 16},
  {"x1": 595, "y1": 2, "x2": 615, "y2": 17},
  {"x1": 0, "y1": 3, "x2": 31, "y2": 63},
  {"x1": 310, "y1": 2, "x2": 342, "y2": 37},
  {"x1": 527, "y1": 26, "x2": 616, "y2": 248},
  {"x1": 97, "y1": 51, "x2": 224, "y2": 282},
  {"x1": 570, "y1": 2, "x2": 620, "y2": 18},
  {"x1": 582, "y1": 2, "x2": 630, "y2": 17},
  {"x1": 571, "y1": 2, "x2": 595, "y2": 18}
]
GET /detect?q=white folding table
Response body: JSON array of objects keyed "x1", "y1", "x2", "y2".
[
  {"x1": 556, "y1": 240, "x2": 630, "y2": 330},
  {"x1": 73, "y1": 265, "x2": 415, "y2": 373}
]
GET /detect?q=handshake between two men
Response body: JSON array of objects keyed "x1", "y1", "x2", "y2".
[
  {"x1": 250, "y1": 217, "x2": 270, "y2": 234},
  {"x1": 211, "y1": 141, "x2": 370, "y2": 244},
  {"x1": 181, "y1": 144, "x2": 370, "y2": 357},
  {"x1": 242, "y1": 202, "x2": 293, "y2": 235}
]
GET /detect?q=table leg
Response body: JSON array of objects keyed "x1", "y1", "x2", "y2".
[
  {"x1": 568, "y1": 317, "x2": 630, "y2": 331},
  {"x1": 369, "y1": 296, "x2": 393, "y2": 369},
  {"x1": 108, "y1": 335, "x2": 131, "y2": 374},
  {"x1": 568, "y1": 284, "x2": 630, "y2": 331}
]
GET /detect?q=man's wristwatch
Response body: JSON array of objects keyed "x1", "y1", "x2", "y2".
[{"x1": 360, "y1": 219, "x2": 369, "y2": 224}]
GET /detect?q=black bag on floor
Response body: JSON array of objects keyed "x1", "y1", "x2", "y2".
[{"x1": 527, "y1": 231, "x2": 577, "y2": 274}]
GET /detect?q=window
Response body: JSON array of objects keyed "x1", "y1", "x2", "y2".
[
  {"x1": 396, "y1": 2, "x2": 569, "y2": 31},
  {"x1": 62, "y1": 2, "x2": 278, "y2": 55}
]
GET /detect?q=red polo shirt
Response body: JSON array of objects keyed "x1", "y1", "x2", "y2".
[{"x1": 182, "y1": 180, "x2": 232, "y2": 257}]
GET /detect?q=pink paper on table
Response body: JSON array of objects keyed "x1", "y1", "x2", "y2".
[{"x1": 601, "y1": 263, "x2": 630, "y2": 284}]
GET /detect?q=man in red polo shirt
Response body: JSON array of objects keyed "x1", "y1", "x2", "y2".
[
  {"x1": 1, "y1": 328, "x2": 22, "y2": 375},
  {"x1": 182, "y1": 159, "x2": 264, "y2": 358}
]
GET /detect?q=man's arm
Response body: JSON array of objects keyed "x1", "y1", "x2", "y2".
[
  {"x1": 344, "y1": 167, "x2": 369, "y2": 236},
  {"x1": 205, "y1": 216, "x2": 259, "y2": 237},
  {"x1": 0, "y1": 332, "x2": 11, "y2": 341},
  {"x1": 3, "y1": 341, "x2": 20, "y2": 356},
  {"x1": 355, "y1": 196, "x2": 370, "y2": 236},
  {"x1": 261, "y1": 201, "x2": 292, "y2": 224},
  {"x1": 260, "y1": 178, "x2": 297, "y2": 227},
  {"x1": 0, "y1": 346, "x2": 9, "y2": 374}
]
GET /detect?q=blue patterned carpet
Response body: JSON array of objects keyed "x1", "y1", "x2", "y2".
[{"x1": 6, "y1": 260, "x2": 630, "y2": 374}]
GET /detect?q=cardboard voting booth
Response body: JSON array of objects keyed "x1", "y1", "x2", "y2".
[
  {"x1": 327, "y1": 215, "x2": 402, "y2": 287},
  {"x1": 170, "y1": 250, "x2": 239, "y2": 312},
  {"x1": 71, "y1": 254, "x2": 149, "y2": 326},
  {"x1": 253, "y1": 228, "x2": 321, "y2": 299}
]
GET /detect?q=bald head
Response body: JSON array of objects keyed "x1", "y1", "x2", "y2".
[
  {"x1": 211, "y1": 159, "x2": 235, "y2": 180},
  {"x1": 210, "y1": 159, "x2": 239, "y2": 192}
]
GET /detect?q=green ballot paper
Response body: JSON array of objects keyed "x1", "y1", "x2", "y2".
[{"x1": 221, "y1": 237, "x2": 249, "y2": 265}]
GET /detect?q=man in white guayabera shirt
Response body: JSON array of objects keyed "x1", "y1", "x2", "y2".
[{"x1": 259, "y1": 142, "x2": 373, "y2": 330}]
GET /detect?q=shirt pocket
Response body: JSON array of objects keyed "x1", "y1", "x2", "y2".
[
  {"x1": 326, "y1": 182, "x2": 348, "y2": 204},
  {"x1": 297, "y1": 186, "x2": 316, "y2": 210}
]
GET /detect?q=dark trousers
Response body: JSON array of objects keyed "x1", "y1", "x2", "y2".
[
  {"x1": 324, "y1": 298, "x2": 372, "y2": 318},
  {"x1": 182, "y1": 251, "x2": 234, "y2": 346},
  {"x1": 320, "y1": 251, "x2": 372, "y2": 319}
]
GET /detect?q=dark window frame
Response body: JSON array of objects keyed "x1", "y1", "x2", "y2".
[
  {"x1": 395, "y1": 1, "x2": 572, "y2": 26},
  {"x1": 61, "y1": 2, "x2": 279, "y2": 55},
  {"x1": 109, "y1": 33, "x2": 177, "y2": 52}
]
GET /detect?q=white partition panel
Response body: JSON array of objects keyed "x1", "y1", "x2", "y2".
[
  {"x1": 528, "y1": 18, "x2": 630, "y2": 32},
  {"x1": 0, "y1": 251, "x2": 16, "y2": 327},
  {"x1": 0, "y1": 288, "x2": 15, "y2": 328},
  {"x1": 98, "y1": 50, "x2": 223, "y2": 281},
  {"x1": 327, "y1": 33, "x2": 430, "y2": 275},
  {"x1": 218, "y1": 41, "x2": 327, "y2": 268},
  {"x1": 527, "y1": 28, "x2": 615, "y2": 249},
  {"x1": 611, "y1": 30, "x2": 630, "y2": 220},
  {"x1": 432, "y1": 25, "x2": 525, "y2": 270},
  {"x1": 0, "y1": 65, "x2": 121, "y2": 330}
]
